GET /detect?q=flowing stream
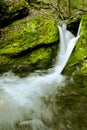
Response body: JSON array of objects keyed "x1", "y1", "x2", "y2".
[{"x1": 0, "y1": 21, "x2": 80, "y2": 130}]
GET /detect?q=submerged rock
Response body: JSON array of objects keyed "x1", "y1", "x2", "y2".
[{"x1": 0, "y1": 14, "x2": 59, "y2": 76}]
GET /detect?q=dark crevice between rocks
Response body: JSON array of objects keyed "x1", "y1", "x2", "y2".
[
  {"x1": 67, "y1": 17, "x2": 81, "y2": 36},
  {"x1": 3, "y1": 41, "x2": 58, "y2": 58},
  {"x1": 0, "y1": 41, "x2": 58, "y2": 77}
]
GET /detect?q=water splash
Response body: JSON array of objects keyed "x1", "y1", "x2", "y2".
[{"x1": 0, "y1": 22, "x2": 80, "y2": 130}]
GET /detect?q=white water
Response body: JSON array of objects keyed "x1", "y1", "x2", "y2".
[{"x1": 0, "y1": 22, "x2": 80, "y2": 130}]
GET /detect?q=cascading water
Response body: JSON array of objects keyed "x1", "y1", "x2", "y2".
[
  {"x1": 0, "y1": 21, "x2": 80, "y2": 130},
  {"x1": 54, "y1": 21, "x2": 80, "y2": 74}
]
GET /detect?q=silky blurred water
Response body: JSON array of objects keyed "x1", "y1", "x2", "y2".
[{"x1": 0, "y1": 21, "x2": 80, "y2": 130}]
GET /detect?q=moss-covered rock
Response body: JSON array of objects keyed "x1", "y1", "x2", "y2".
[
  {"x1": 63, "y1": 13, "x2": 87, "y2": 85},
  {"x1": 0, "y1": 13, "x2": 59, "y2": 76},
  {"x1": 0, "y1": 0, "x2": 29, "y2": 27}
]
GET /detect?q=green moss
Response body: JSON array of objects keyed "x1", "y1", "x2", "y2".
[
  {"x1": 10, "y1": 0, "x2": 28, "y2": 11},
  {"x1": 0, "y1": 45, "x2": 57, "y2": 76},
  {"x1": 0, "y1": 13, "x2": 58, "y2": 55},
  {"x1": 17, "y1": 47, "x2": 54, "y2": 66}
]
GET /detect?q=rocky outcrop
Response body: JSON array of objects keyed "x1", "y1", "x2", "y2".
[{"x1": 0, "y1": 14, "x2": 59, "y2": 76}]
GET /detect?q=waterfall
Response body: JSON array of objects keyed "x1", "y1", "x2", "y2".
[
  {"x1": 54, "y1": 21, "x2": 80, "y2": 74},
  {"x1": 0, "y1": 22, "x2": 80, "y2": 130}
]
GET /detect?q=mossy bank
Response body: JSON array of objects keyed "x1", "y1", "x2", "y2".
[
  {"x1": 0, "y1": 14, "x2": 59, "y2": 76},
  {"x1": 63, "y1": 13, "x2": 87, "y2": 87},
  {"x1": 53, "y1": 14, "x2": 87, "y2": 130}
]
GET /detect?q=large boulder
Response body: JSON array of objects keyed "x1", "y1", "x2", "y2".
[
  {"x1": 63, "y1": 13, "x2": 87, "y2": 86},
  {"x1": 0, "y1": 0, "x2": 29, "y2": 27},
  {"x1": 0, "y1": 14, "x2": 59, "y2": 76}
]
